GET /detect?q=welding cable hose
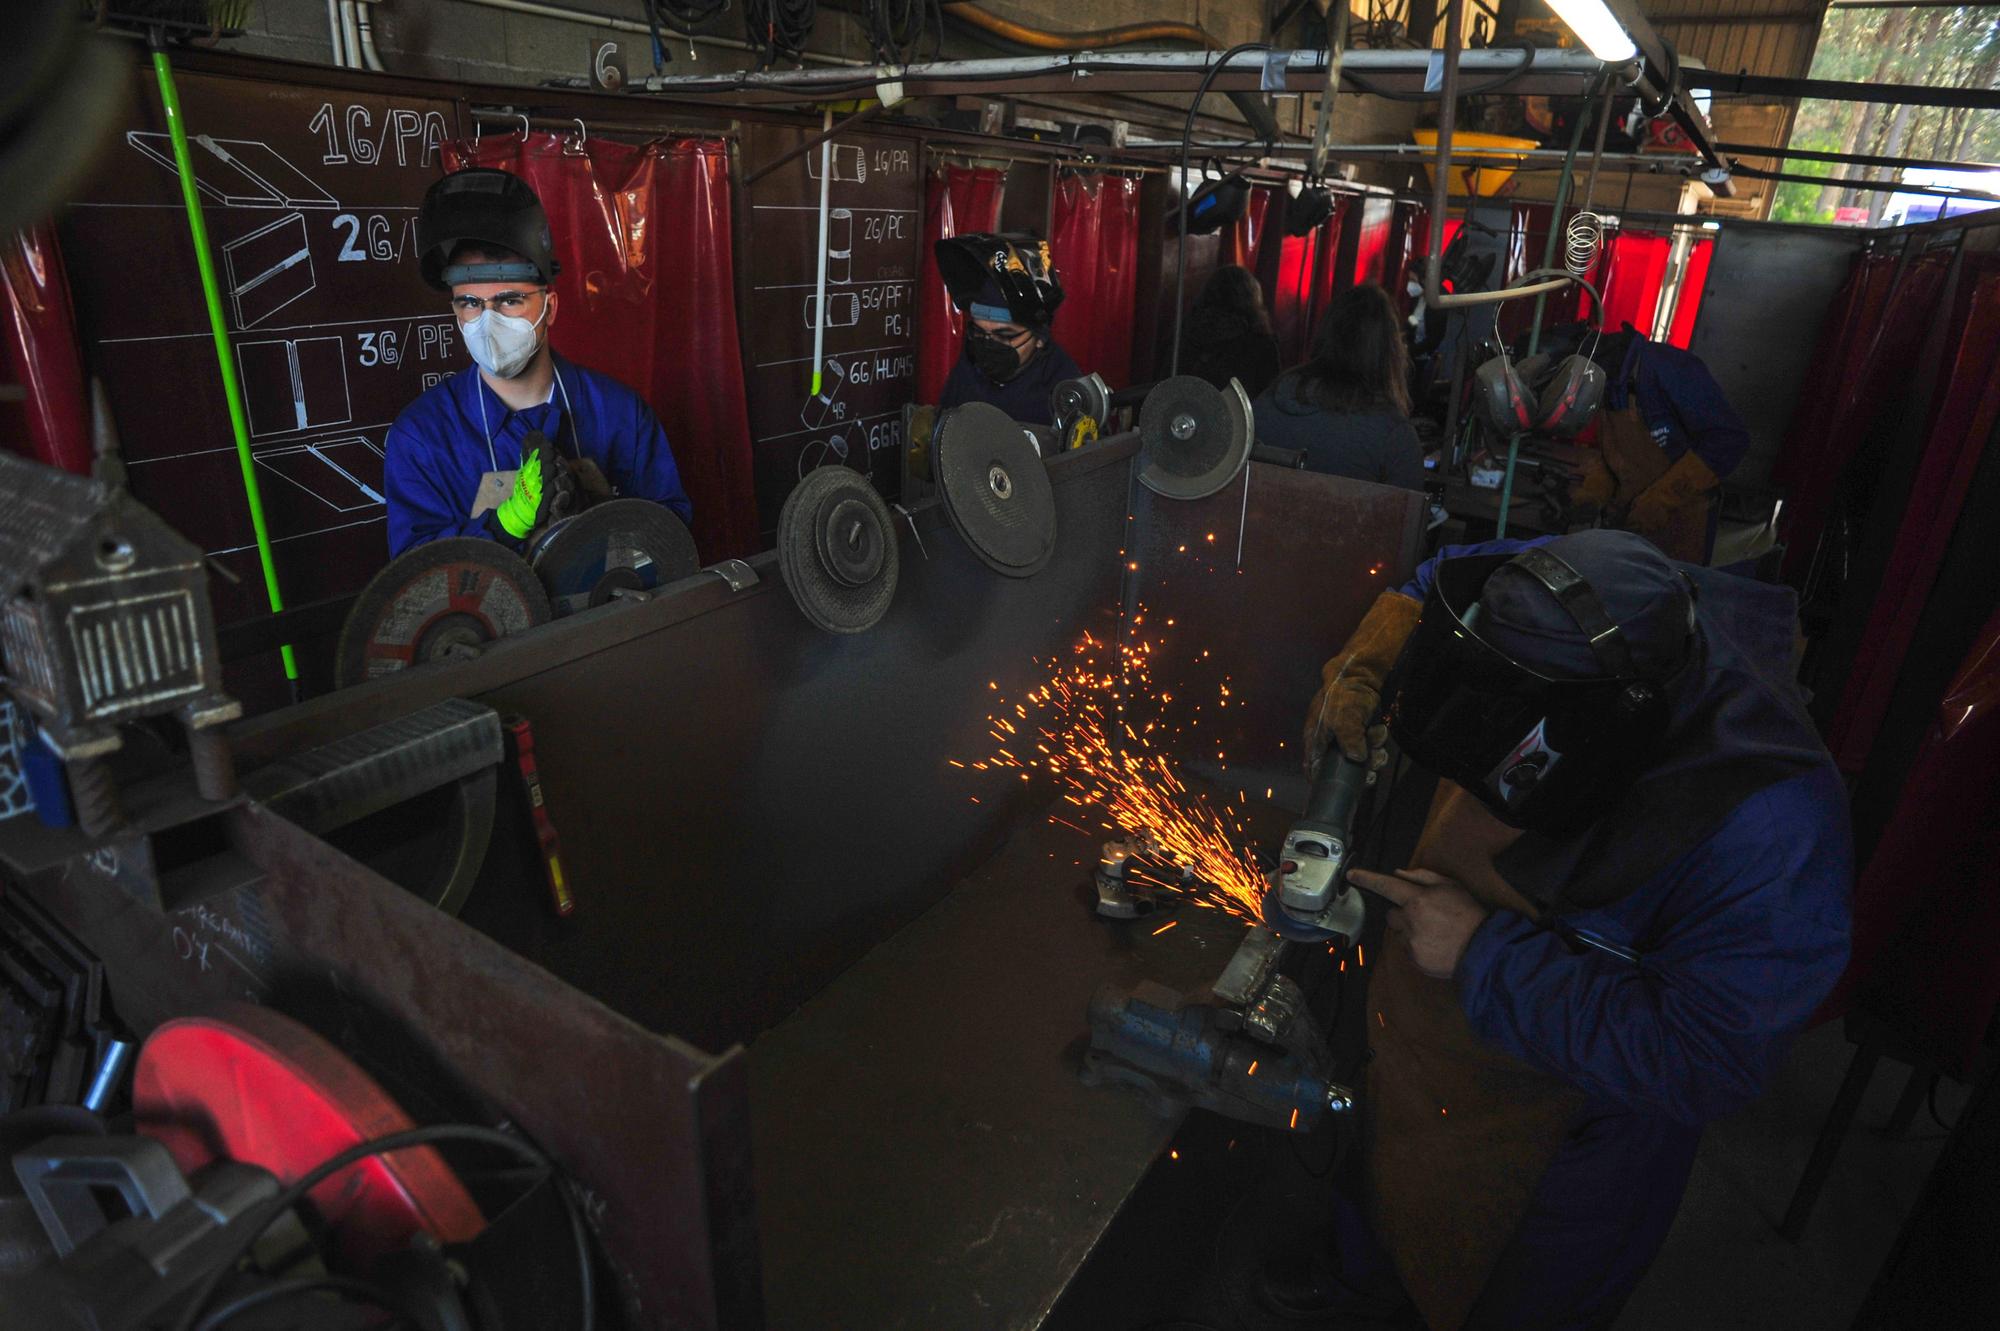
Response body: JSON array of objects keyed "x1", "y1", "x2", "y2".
[{"x1": 939, "y1": 2, "x2": 1220, "y2": 52}]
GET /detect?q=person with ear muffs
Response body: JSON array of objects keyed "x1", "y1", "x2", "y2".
[
  {"x1": 1269, "y1": 529, "x2": 1851, "y2": 1331},
  {"x1": 930, "y1": 232, "x2": 1083, "y2": 426}
]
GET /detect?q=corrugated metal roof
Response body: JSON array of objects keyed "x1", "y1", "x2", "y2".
[{"x1": 1642, "y1": 0, "x2": 1832, "y2": 82}]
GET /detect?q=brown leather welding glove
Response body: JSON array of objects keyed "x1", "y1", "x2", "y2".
[
  {"x1": 1569, "y1": 448, "x2": 1617, "y2": 509},
  {"x1": 1625, "y1": 449, "x2": 1719, "y2": 536},
  {"x1": 1304, "y1": 589, "x2": 1423, "y2": 770}
]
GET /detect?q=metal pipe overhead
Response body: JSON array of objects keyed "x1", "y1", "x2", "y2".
[
  {"x1": 626, "y1": 46, "x2": 1612, "y2": 104},
  {"x1": 1599, "y1": 0, "x2": 1733, "y2": 190},
  {"x1": 1688, "y1": 69, "x2": 2000, "y2": 111},
  {"x1": 1714, "y1": 140, "x2": 2000, "y2": 176}
]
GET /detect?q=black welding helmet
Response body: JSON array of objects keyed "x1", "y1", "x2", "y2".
[
  {"x1": 417, "y1": 167, "x2": 561, "y2": 292},
  {"x1": 935, "y1": 232, "x2": 1065, "y2": 329},
  {"x1": 1386, "y1": 534, "x2": 1697, "y2": 835}
]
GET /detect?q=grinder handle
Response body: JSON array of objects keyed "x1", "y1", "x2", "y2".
[{"x1": 1300, "y1": 753, "x2": 1369, "y2": 834}]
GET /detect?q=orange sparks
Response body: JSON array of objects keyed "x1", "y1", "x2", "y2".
[
  {"x1": 1170, "y1": 1149, "x2": 1180, "y2": 1160},
  {"x1": 1247, "y1": 1060, "x2": 1259, "y2": 1077},
  {"x1": 968, "y1": 797, "x2": 981, "y2": 804},
  {"x1": 1377, "y1": 1011, "x2": 1386, "y2": 1028},
  {"x1": 1441, "y1": 1107, "x2": 1449, "y2": 1116},
  {"x1": 1357, "y1": 945, "x2": 1365, "y2": 967},
  {"x1": 1205, "y1": 533, "x2": 1216, "y2": 543},
  {"x1": 948, "y1": 759, "x2": 965, "y2": 768},
  {"x1": 1152, "y1": 920, "x2": 1179, "y2": 935},
  {"x1": 1289, "y1": 1108, "x2": 1299, "y2": 1130}
]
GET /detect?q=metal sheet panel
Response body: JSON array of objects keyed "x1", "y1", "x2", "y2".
[
  {"x1": 8, "y1": 805, "x2": 755, "y2": 1330},
  {"x1": 1688, "y1": 222, "x2": 1864, "y2": 491},
  {"x1": 236, "y1": 442, "x2": 1139, "y2": 1055}
]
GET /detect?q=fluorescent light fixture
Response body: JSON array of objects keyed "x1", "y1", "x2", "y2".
[{"x1": 1546, "y1": 0, "x2": 1638, "y2": 62}]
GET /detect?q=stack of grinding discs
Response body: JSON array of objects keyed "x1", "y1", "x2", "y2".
[
  {"x1": 335, "y1": 538, "x2": 551, "y2": 688},
  {"x1": 778, "y1": 464, "x2": 901, "y2": 634},
  {"x1": 1137, "y1": 375, "x2": 1255, "y2": 500},
  {"x1": 932, "y1": 401, "x2": 1058, "y2": 578},
  {"x1": 527, "y1": 498, "x2": 700, "y2": 617}
]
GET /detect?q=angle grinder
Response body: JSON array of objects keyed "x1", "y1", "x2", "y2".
[{"x1": 1264, "y1": 754, "x2": 1373, "y2": 945}]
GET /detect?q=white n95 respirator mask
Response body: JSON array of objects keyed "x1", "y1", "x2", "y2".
[{"x1": 462, "y1": 305, "x2": 547, "y2": 379}]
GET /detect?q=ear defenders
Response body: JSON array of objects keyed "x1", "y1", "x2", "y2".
[{"x1": 1470, "y1": 269, "x2": 1608, "y2": 439}]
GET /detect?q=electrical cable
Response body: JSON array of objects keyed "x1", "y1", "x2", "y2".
[
  {"x1": 866, "y1": 0, "x2": 939, "y2": 64},
  {"x1": 1173, "y1": 41, "x2": 1270, "y2": 378},
  {"x1": 169, "y1": 1125, "x2": 594, "y2": 1331},
  {"x1": 193, "y1": 1275, "x2": 421, "y2": 1331},
  {"x1": 743, "y1": 0, "x2": 814, "y2": 66}
]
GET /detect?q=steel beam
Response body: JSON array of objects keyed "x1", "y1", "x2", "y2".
[
  {"x1": 1600, "y1": 0, "x2": 1734, "y2": 192},
  {"x1": 629, "y1": 47, "x2": 1611, "y2": 106},
  {"x1": 1688, "y1": 69, "x2": 2000, "y2": 111}
]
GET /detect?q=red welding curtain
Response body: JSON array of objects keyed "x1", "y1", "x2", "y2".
[
  {"x1": 1825, "y1": 610, "x2": 2000, "y2": 1077},
  {"x1": 0, "y1": 223, "x2": 91, "y2": 475},
  {"x1": 1271, "y1": 198, "x2": 1347, "y2": 368},
  {"x1": 1665, "y1": 239, "x2": 1713, "y2": 349},
  {"x1": 1225, "y1": 187, "x2": 1274, "y2": 272},
  {"x1": 1776, "y1": 249, "x2": 1952, "y2": 582},
  {"x1": 918, "y1": 166, "x2": 1006, "y2": 405},
  {"x1": 1826, "y1": 259, "x2": 2000, "y2": 772},
  {"x1": 1597, "y1": 232, "x2": 1670, "y2": 335},
  {"x1": 443, "y1": 132, "x2": 758, "y2": 559},
  {"x1": 1349, "y1": 197, "x2": 1395, "y2": 290},
  {"x1": 1049, "y1": 172, "x2": 1141, "y2": 389}
]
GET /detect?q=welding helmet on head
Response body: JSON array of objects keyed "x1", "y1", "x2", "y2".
[
  {"x1": 1386, "y1": 537, "x2": 1696, "y2": 835},
  {"x1": 935, "y1": 232, "x2": 1065, "y2": 329},
  {"x1": 417, "y1": 167, "x2": 561, "y2": 292}
]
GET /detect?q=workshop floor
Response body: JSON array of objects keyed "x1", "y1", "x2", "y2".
[
  {"x1": 1047, "y1": 1017, "x2": 1970, "y2": 1331},
  {"x1": 1615, "y1": 1021, "x2": 1969, "y2": 1331}
]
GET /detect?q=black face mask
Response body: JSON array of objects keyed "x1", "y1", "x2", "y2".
[{"x1": 968, "y1": 327, "x2": 1032, "y2": 384}]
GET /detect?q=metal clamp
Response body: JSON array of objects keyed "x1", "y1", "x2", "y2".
[{"x1": 708, "y1": 559, "x2": 760, "y2": 592}]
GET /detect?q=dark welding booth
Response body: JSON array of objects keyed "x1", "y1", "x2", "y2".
[
  {"x1": 3, "y1": 408, "x2": 1422, "y2": 1326},
  {"x1": 9, "y1": 7, "x2": 2000, "y2": 1327}
]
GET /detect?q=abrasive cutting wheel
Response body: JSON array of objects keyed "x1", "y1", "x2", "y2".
[
  {"x1": 335, "y1": 538, "x2": 551, "y2": 689},
  {"x1": 1137, "y1": 375, "x2": 1255, "y2": 500},
  {"x1": 778, "y1": 465, "x2": 900, "y2": 634},
  {"x1": 933, "y1": 401, "x2": 1058, "y2": 578}
]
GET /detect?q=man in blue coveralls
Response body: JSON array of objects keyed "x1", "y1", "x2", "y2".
[
  {"x1": 1285, "y1": 529, "x2": 1851, "y2": 1330},
  {"x1": 932, "y1": 232, "x2": 1082, "y2": 427},
  {"x1": 383, "y1": 168, "x2": 691, "y2": 557}
]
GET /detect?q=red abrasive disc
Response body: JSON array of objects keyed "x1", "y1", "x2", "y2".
[{"x1": 133, "y1": 1004, "x2": 485, "y2": 1268}]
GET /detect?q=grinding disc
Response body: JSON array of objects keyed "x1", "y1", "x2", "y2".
[
  {"x1": 336, "y1": 538, "x2": 551, "y2": 688},
  {"x1": 528, "y1": 498, "x2": 700, "y2": 617},
  {"x1": 933, "y1": 401, "x2": 1058, "y2": 578},
  {"x1": 778, "y1": 466, "x2": 900, "y2": 634},
  {"x1": 133, "y1": 1004, "x2": 485, "y2": 1271},
  {"x1": 1137, "y1": 375, "x2": 1255, "y2": 500},
  {"x1": 1051, "y1": 372, "x2": 1111, "y2": 434}
]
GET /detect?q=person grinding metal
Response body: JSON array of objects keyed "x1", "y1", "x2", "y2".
[
  {"x1": 932, "y1": 232, "x2": 1083, "y2": 426},
  {"x1": 1285, "y1": 529, "x2": 1851, "y2": 1330},
  {"x1": 382, "y1": 168, "x2": 692, "y2": 557}
]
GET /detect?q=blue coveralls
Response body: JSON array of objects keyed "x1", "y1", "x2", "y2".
[
  {"x1": 938, "y1": 339, "x2": 1083, "y2": 427},
  {"x1": 1355, "y1": 538, "x2": 1852, "y2": 1329},
  {"x1": 383, "y1": 355, "x2": 692, "y2": 557},
  {"x1": 1607, "y1": 337, "x2": 1752, "y2": 483}
]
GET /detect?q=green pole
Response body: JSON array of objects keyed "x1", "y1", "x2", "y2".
[
  {"x1": 1525, "y1": 101, "x2": 1593, "y2": 358},
  {"x1": 1495, "y1": 431, "x2": 1523, "y2": 540},
  {"x1": 153, "y1": 45, "x2": 298, "y2": 682}
]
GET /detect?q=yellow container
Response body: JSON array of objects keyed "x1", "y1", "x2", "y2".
[{"x1": 1411, "y1": 130, "x2": 1541, "y2": 197}]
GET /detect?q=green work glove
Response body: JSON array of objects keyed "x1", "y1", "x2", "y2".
[{"x1": 494, "y1": 440, "x2": 551, "y2": 539}]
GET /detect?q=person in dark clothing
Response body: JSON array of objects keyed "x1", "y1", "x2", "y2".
[
  {"x1": 1254, "y1": 283, "x2": 1424, "y2": 490},
  {"x1": 1290, "y1": 530, "x2": 1850, "y2": 1331},
  {"x1": 1179, "y1": 264, "x2": 1281, "y2": 398},
  {"x1": 933, "y1": 232, "x2": 1083, "y2": 427}
]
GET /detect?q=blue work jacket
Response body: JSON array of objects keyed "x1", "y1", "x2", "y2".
[
  {"x1": 383, "y1": 355, "x2": 692, "y2": 557},
  {"x1": 1607, "y1": 337, "x2": 1752, "y2": 480},
  {"x1": 938, "y1": 339, "x2": 1083, "y2": 427},
  {"x1": 1392, "y1": 538, "x2": 1852, "y2": 1328}
]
